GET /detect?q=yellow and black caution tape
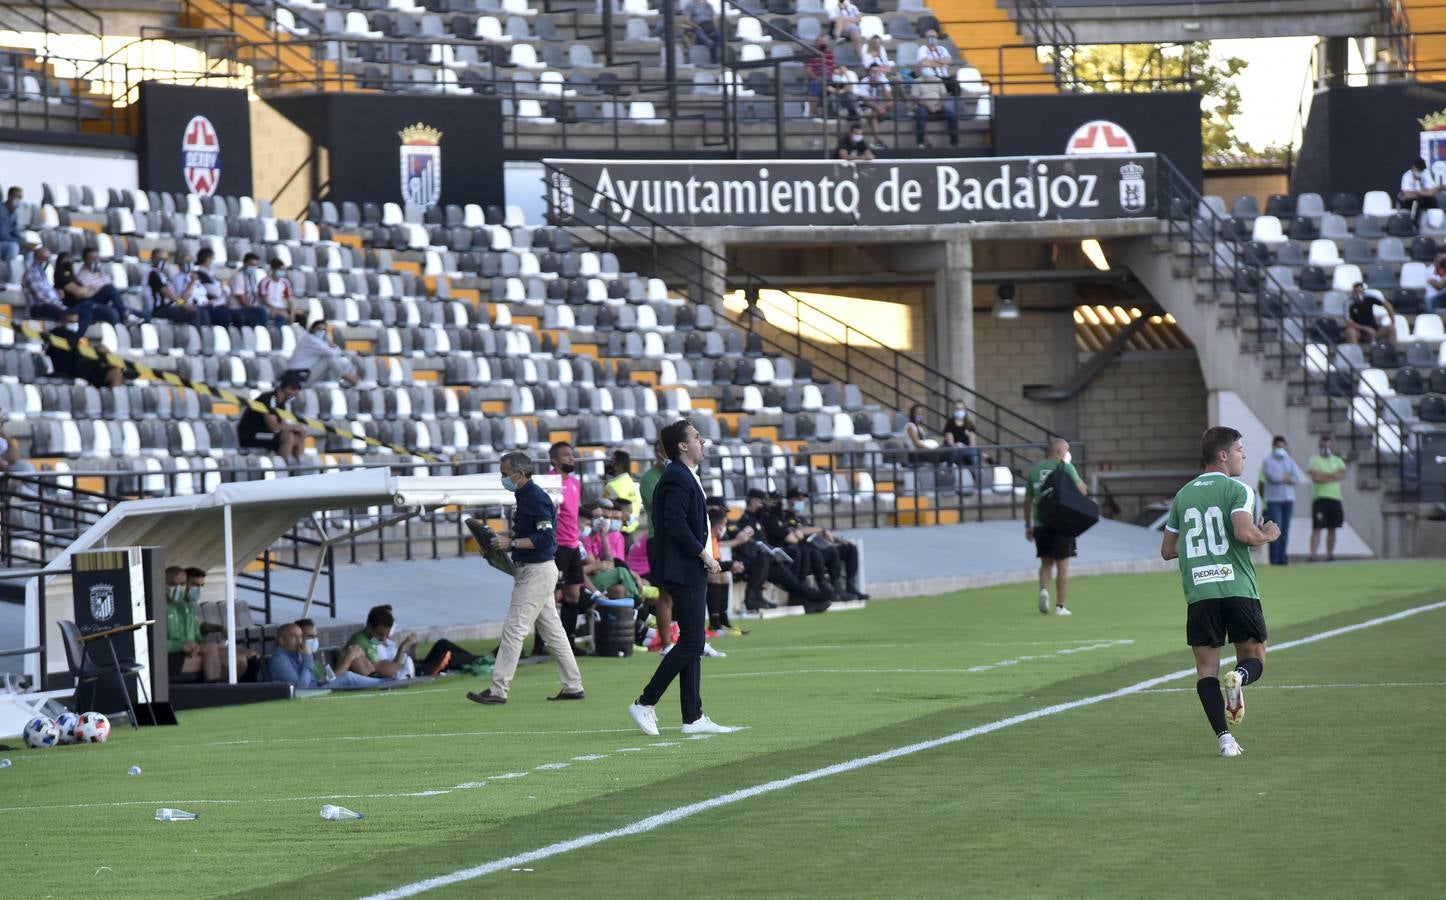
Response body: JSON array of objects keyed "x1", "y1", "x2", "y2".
[{"x1": 1, "y1": 313, "x2": 442, "y2": 462}]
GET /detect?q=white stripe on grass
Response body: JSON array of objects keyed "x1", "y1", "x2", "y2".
[
  {"x1": 362, "y1": 599, "x2": 1446, "y2": 900},
  {"x1": 713, "y1": 638, "x2": 1133, "y2": 679},
  {"x1": 1139, "y1": 681, "x2": 1446, "y2": 694}
]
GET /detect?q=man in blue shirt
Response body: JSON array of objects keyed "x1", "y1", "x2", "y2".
[
  {"x1": 1256, "y1": 434, "x2": 1304, "y2": 566},
  {"x1": 266, "y1": 623, "x2": 382, "y2": 689},
  {"x1": 0, "y1": 187, "x2": 25, "y2": 263},
  {"x1": 466, "y1": 451, "x2": 585, "y2": 706}
]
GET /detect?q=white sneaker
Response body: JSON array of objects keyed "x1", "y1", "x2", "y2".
[
  {"x1": 1054, "y1": 606, "x2": 1072, "y2": 616},
  {"x1": 1218, "y1": 733, "x2": 1243, "y2": 757},
  {"x1": 1222, "y1": 669, "x2": 1245, "y2": 726},
  {"x1": 628, "y1": 702, "x2": 659, "y2": 736},
  {"x1": 1038, "y1": 588, "x2": 1051, "y2": 615},
  {"x1": 680, "y1": 715, "x2": 740, "y2": 735},
  {"x1": 702, "y1": 642, "x2": 726, "y2": 658}
]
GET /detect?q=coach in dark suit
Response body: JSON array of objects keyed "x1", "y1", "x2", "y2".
[{"x1": 628, "y1": 419, "x2": 739, "y2": 736}]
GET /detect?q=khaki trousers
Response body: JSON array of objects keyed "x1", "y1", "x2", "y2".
[{"x1": 489, "y1": 560, "x2": 583, "y2": 699}]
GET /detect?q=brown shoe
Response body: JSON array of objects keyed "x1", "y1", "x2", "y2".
[
  {"x1": 547, "y1": 689, "x2": 586, "y2": 701},
  {"x1": 466, "y1": 689, "x2": 506, "y2": 705}
]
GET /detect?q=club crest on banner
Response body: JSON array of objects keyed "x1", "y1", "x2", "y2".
[
  {"x1": 1065, "y1": 119, "x2": 1137, "y2": 155},
  {"x1": 399, "y1": 122, "x2": 443, "y2": 208},
  {"x1": 1418, "y1": 109, "x2": 1446, "y2": 183},
  {"x1": 1118, "y1": 161, "x2": 1147, "y2": 213},
  {"x1": 89, "y1": 582, "x2": 116, "y2": 622},
  {"x1": 182, "y1": 115, "x2": 221, "y2": 197}
]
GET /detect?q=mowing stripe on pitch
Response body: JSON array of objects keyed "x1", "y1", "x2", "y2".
[{"x1": 362, "y1": 598, "x2": 1446, "y2": 900}]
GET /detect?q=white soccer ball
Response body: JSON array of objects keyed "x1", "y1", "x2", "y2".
[
  {"x1": 75, "y1": 711, "x2": 111, "y2": 744},
  {"x1": 23, "y1": 716, "x2": 61, "y2": 749},
  {"x1": 55, "y1": 711, "x2": 82, "y2": 746}
]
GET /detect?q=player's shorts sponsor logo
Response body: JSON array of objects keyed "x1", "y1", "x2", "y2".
[{"x1": 1190, "y1": 563, "x2": 1235, "y2": 585}]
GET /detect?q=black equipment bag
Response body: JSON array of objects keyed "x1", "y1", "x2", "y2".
[{"x1": 1037, "y1": 465, "x2": 1100, "y2": 537}]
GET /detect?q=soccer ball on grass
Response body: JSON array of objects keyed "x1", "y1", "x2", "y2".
[
  {"x1": 55, "y1": 711, "x2": 82, "y2": 745},
  {"x1": 76, "y1": 711, "x2": 111, "y2": 744},
  {"x1": 23, "y1": 716, "x2": 61, "y2": 749}
]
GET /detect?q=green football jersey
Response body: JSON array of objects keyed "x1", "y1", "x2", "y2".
[{"x1": 1165, "y1": 472, "x2": 1261, "y2": 604}]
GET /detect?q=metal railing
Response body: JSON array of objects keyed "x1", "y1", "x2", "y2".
[
  {"x1": 540, "y1": 160, "x2": 1069, "y2": 459},
  {"x1": 0, "y1": 50, "x2": 131, "y2": 135},
  {"x1": 1011, "y1": 0, "x2": 1078, "y2": 90},
  {"x1": 0, "y1": 0, "x2": 105, "y2": 57},
  {"x1": 1152, "y1": 156, "x2": 1418, "y2": 496}
]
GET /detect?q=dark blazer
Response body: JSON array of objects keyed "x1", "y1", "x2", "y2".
[{"x1": 652, "y1": 459, "x2": 708, "y2": 587}]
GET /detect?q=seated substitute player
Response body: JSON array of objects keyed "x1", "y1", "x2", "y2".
[{"x1": 1160, "y1": 426, "x2": 1280, "y2": 758}]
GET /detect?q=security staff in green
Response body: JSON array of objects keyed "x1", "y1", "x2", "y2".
[{"x1": 1161, "y1": 426, "x2": 1280, "y2": 759}]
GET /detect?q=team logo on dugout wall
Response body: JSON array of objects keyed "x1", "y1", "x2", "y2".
[
  {"x1": 399, "y1": 122, "x2": 443, "y2": 208},
  {"x1": 181, "y1": 115, "x2": 221, "y2": 197},
  {"x1": 1065, "y1": 120, "x2": 1137, "y2": 155},
  {"x1": 89, "y1": 583, "x2": 115, "y2": 622}
]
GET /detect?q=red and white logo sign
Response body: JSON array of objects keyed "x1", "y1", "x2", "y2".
[
  {"x1": 181, "y1": 115, "x2": 221, "y2": 197},
  {"x1": 1065, "y1": 119, "x2": 1136, "y2": 155}
]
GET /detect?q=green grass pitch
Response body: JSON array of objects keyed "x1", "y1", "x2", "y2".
[{"x1": 2, "y1": 561, "x2": 1443, "y2": 898}]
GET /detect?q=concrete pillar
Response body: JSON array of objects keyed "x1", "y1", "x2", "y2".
[
  {"x1": 691, "y1": 233, "x2": 728, "y2": 313},
  {"x1": 931, "y1": 233, "x2": 974, "y2": 398}
]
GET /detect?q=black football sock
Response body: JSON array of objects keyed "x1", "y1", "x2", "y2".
[
  {"x1": 1234, "y1": 657, "x2": 1263, "y2": 685},
  {"x1": 1196, "y1": 677, "x2": 1229, "y2": 736},
  {"x1": 706, "y1": 583, "x2": 728, "y2": 630}
]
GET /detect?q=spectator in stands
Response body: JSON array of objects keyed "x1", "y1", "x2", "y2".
[
  {"x1": 286, "y1": 320, "x2": 360, "y2": 387},
  {"x1": 1427, "y1": 253, "x2": 1446, "y2": 313},
  {"x1": 1399, "y1": 157, "x2": 1438, "y2": 224},
  {"x1": 786, "y1": 486, "x2": 867, "y2": 599},
  {"x1": 0, "y1": 422, "x2": 22, "y2": 474},
  {"x1": 145, "y1": 249, "x2": 200, "y2": 325},
  {"x1": 334, "y1": 604, "x2": 419, "y2": 680},
  {"x1": 1023, "y1": 438, "x2": 1086, "y2": 616},
  {"x1": 21, "y1": 245, "x2": 66, "y2": 323},
  {"x1": 184, "y1": 567, "x2": 260, "y2": 681},
  {"x1": 806, "y1": 39, "x2": 838, "y2": 116},
  {"x1": 858, "y1": 63, "x2": 894, "y2": 148},
  {"x1": 759, "y1": 488, "x2": 840, "y2": 600},
  {"x1": 861, "y1": 34, "x2": 893, "y2": 75},
  {"x1": 258, "y1": 257, "x2": 299, "y2": 326},
  {"x1": 547, "y1": 440, "x2": 587, "y2": 652},
  {"x1": 638, "y1": 439, "x2": 675, "y2": 653},
  {"x1": 237, "y1": 370, "x2": 308, "y2": 463},
  {"x1": 1344, "y1": 282, "x2": 1396, "y2": 347},
  {"x1": 830, "y1": 0, "x2": 864, "y2": 55},
  {"x1": 942, "y1": 398, "x2": 980, "y2": 469},
  {"x1": 185, "y1": 248, "x2": 230, "y2": 326},
  {"x1": 0, "y1": 186, "x2": 24, "y2": 262},
  {"x1": 828, "y1": 67, "x2": 863, "y2": 122},
  {"x1": 165, "y1": 565, "x2": 221, "y2": 683},
  {"x1": 603, "y1": 449, "x2": 642, "y2": 538},
  {"x1": 903, "y1": 401, "x2": 944, "y2": 461},
  {"x1": 917, "y1": 30, "x2": 958, "y2": 96},
  {"x1": 1307, "y1": 435, "x2": 1347, "y2": 562},
  {"x1": 54, "y1": 251, "x2": 121, "y2": 333},
  {"x1": 1256, "y1": 435, "x2": 1303, "y2": 566},
  {"x1": 911, "y1": 73, "x2": 959, "y2": 149},
  {"x1": 836, "y1": 121, "x2": 875, "y2": 161},
  {"x1": 268, "y1": 622, "x2": 386, "y2": 689},
  {"x1": 77, "y1": 247, "x2": 142, "y2": 322},
  {"x1": 227, "y1": 252, "x2": 271, "y2": 327},
  {"x1": 45, "y1": 309, "x2": 124, "y2": 388},
  {"x1": 682, "y1": 0, "x2": 721, "y2": 64}
]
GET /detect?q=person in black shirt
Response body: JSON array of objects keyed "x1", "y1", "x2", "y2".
[
  {"x1": 942, "y1": 397, "x2": 980, "y2": 469},
  {"x1": 1344, "y1": 282, "x2": 1396, "y2": 346},
  {"x1": 784, "y1": 487, "x2": 867, "y2": 599},
  {"x1": 836, "y1": 122, "x2": 875, "y2": 161},
  {"x1": 758, "y1": 490, "x2": 839, "y2": 600},
  {"x1": 468, "y1": 451, "x2": 585, "y2": 705},
  {"x1": 53, "y1": 251, "x2": 122, "y2": 333},
  {"x1": 730, "y1": 490, "x2": 831, "y2": 612},
  {"x1": 45, "y1": 309, "x2": 124, "y2": 387},
  {"x1": 237, "y1": 371, "x2": 307, "y2": 462},
  {"x1": 145, "y1": 248, "x2": 201, "y2": 325}
]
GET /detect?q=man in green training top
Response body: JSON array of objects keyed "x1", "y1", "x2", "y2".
[
  {"x1": 1023, "y1": 437, "x2": 1087, "y2": 616},
  {"x1": 1161, "y1": 426, "x2": 1280, "y2": 758}
]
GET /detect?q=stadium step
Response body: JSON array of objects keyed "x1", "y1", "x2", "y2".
[
  {"x1": 929, "y1": 0, "x2": 1058, "y2": 94},
  {"x1": 180, "y1": 0, "x2": 353, "y2": 92}
]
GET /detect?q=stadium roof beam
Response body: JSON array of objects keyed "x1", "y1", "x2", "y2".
[{"x1": 1053, "y1": 0, "x2": 1379, "y2": 42}]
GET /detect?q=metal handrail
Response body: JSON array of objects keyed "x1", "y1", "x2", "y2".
[
  {"x1": 0, "y1": 0, "x2": 105, "y2": 57},
  {"x1": 540, "y1": 159, "x2": 1067, "y2": 454},
  {"x1": 1152, "y1": 155, "x2": 1416, "y2": 495}
]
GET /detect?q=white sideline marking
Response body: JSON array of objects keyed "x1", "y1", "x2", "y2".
[
  {"x1": 362, "y1": 599, "x2": 1446, "y2": 900},
  {"x1": 202, "y1": 728, "x2": 642, "y2": 748},
  {"x1": 1139, "y1": 681, "x2": 1446, "y2": 694},
  {"x1": 712, "y1": 639, "x2": 1134, "y2": 680}
]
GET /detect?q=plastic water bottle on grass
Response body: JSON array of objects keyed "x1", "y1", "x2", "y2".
[
  {"x1": 155, "y1": 808, "x2": 199, "y2": 821},
  {"x1": 0, "y1": 758, "x2": 11, "y2": 769},
  {"x1": 321, "y1": 804, "x2": 362, "y2": 820},
  {"x1": 128, "y1": 766, "x2": 142, "y2": 776}
]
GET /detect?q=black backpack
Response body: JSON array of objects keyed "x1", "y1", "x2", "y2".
[{"x1": 1037, "y1": 466, "x2": 1100, "y2": 537}]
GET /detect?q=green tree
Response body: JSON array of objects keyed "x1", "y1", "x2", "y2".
[{"x1": 1064, "y1": 42, "x2": 1274, "y2": 161}]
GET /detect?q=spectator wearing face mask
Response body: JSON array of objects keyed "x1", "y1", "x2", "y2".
[
  {"x1": 268, "y1": 622, "x2": 389, "y2": 689},
  {"x1": 903, "y1": 401, "x2": 943, "y2": 463},
  {"x1": 806, "y1": 39, "x2": 838, "y2": 117},
  {"x1": 545, "y1": 440, "x2": 587, "y2": 654},
  {"x1": 857, "y1": 63, "x2": 894, "y2": 148},
  {"x1": 258, "y1": 258, "x2": 299, "y2": 326},
  {"x1": 228, "y1": 252, "x2": 272, "y2": 327},
  {"x1": 1255, "y1": 435, "x2": 1304, "y2": 566},
  {"x1": 185, "y1": 567, "x2": 262, "y2": 681},
  {"x1": 917, "y1": 30, "x2": 958, "y2": 96},
  {"x1": 942, "y1": 398, "x2": 980, "y2": 469},
  {"x1": 784, "y1": 488, "x2": 867, "y2": 599},
  {"x1": 144, "y1": 249, "x2": 201, "y2": 325},
  {"x1": 603, "y1": 449, "x2": 642, "y2": 537},
  {"x1": 1306, "y1": 435, "x2": 1347, "y2": 562},
  {"x1": 836, "y1": 122, "x2": 875, "y2": 161},
  {"x1": 285, "y1": 320, "x2": 360, "y2": 387}
]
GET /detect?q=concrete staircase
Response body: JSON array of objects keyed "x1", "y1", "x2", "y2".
[
  {"x1": 179, "y1": 0, "x2": 353, "y2": 92},
  {"x1": 1405, "y1": 1, "x2": 1446, "y2": 78},
  {"x1": 930, "y1": 0, "x2": 1058, "y2": 95},
  {"x1": 1118, "y1": 230, "x2": 1425, "y2": 557}
]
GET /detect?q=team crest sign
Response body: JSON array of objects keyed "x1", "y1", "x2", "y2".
[
  {"x1": 1418, "y1": 109, "x2": 1446, "y2": 184},
  {"x1": 399, "y1": 122, "x2": 443, "y2": 208},
  {"x1": 89, "y1": 582, "x2": 115, "y2": 622},
  {"x1": 181, "y1": 115, "x2": 221, "y2": 197}
]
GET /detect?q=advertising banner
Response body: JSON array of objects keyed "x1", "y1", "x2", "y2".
[
  {"x1": 137, "y1": 84, "x2": 251, "y2": 198},
  {"x1": 546, "y1": 154, "x2": 1156, "y2": 227}
]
